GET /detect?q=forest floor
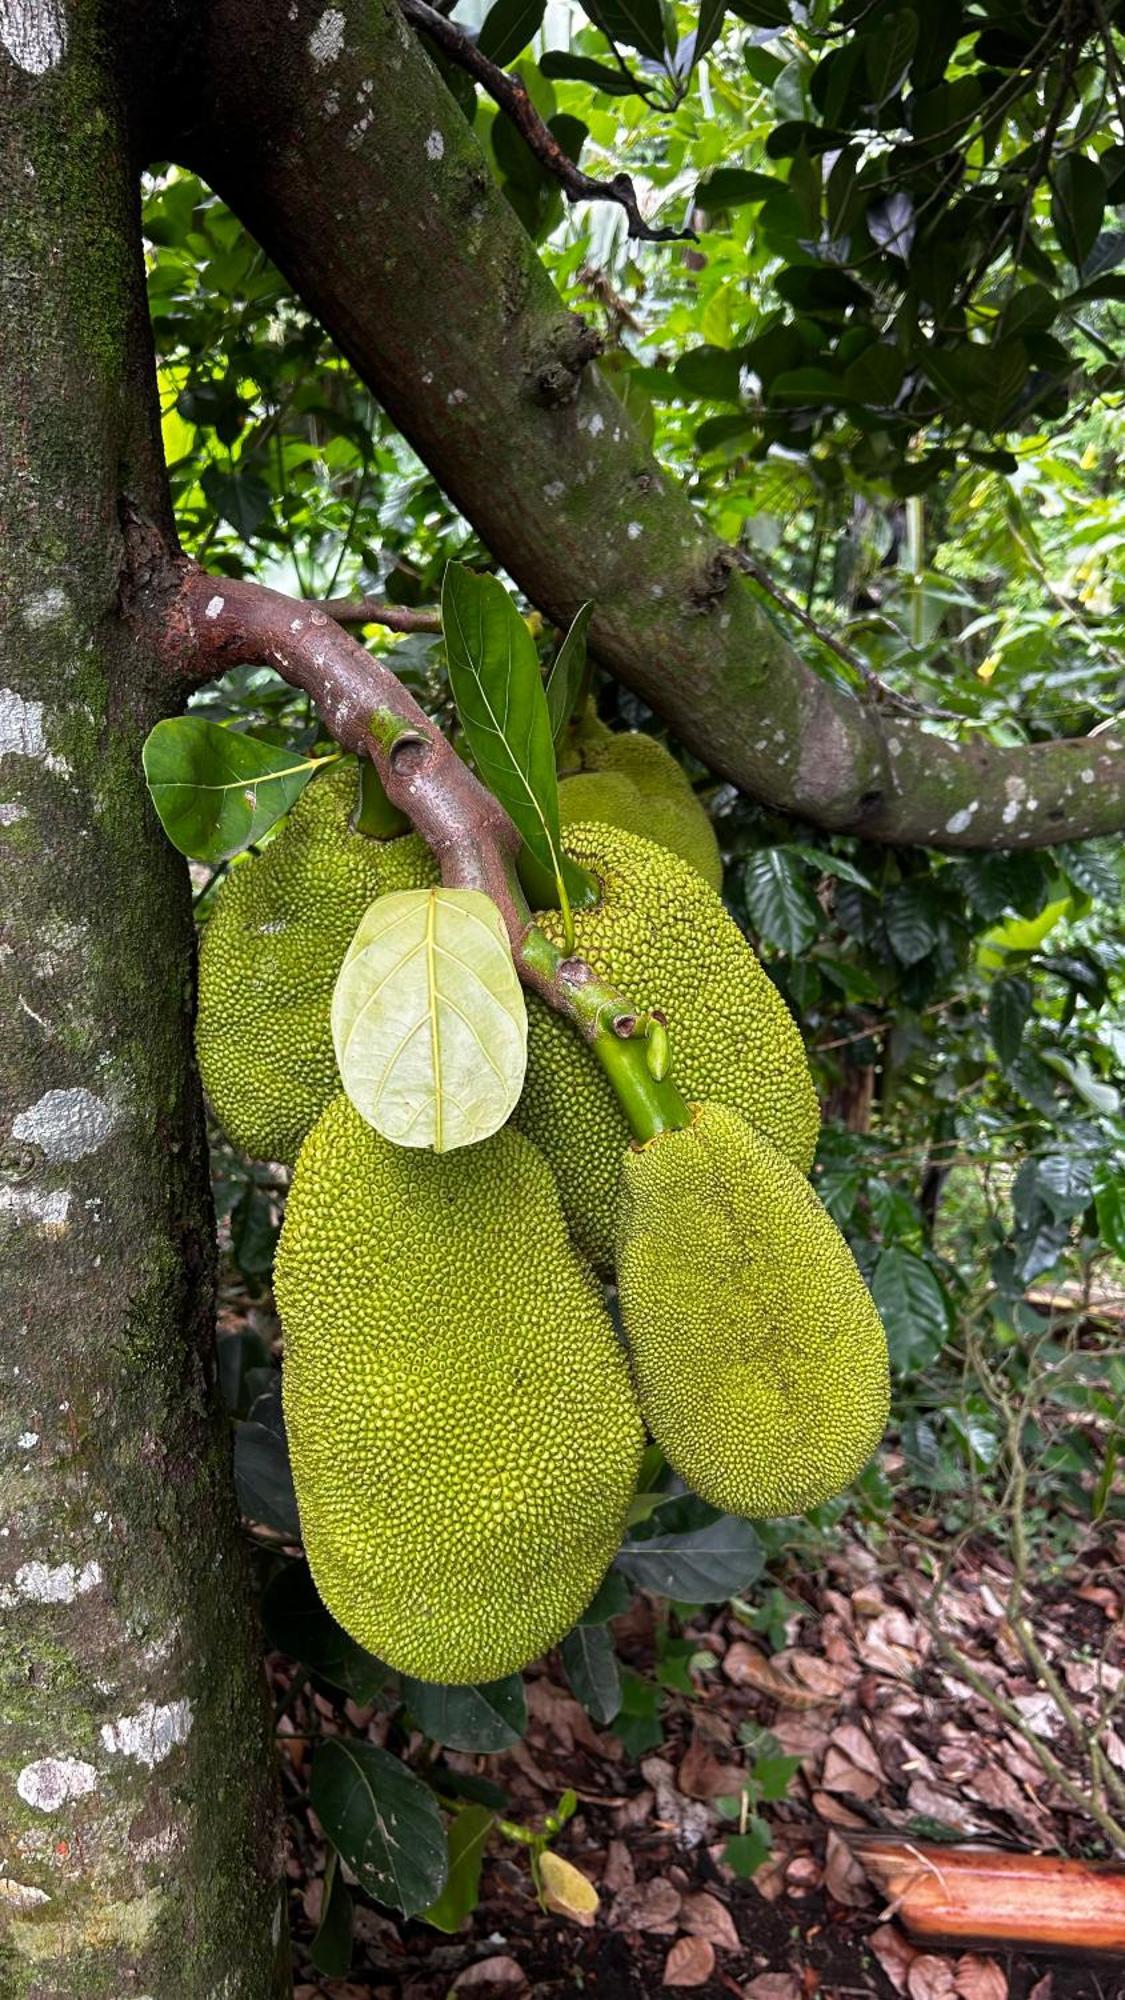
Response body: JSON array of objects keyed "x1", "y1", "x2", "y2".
[{"x1": 265, "y1": 1475, "x2": 1125, "y2": 2000}]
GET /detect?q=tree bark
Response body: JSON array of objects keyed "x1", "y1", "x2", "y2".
[
  {"x1": 0, "y1": 13, "x2": 288, "y2": 1996},
  {"x1": 175, "y1": 0, "x2": 1125, "y2": 853}
]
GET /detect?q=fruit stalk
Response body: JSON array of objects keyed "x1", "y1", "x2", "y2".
[{"x1": 158, "y1": 560, "x2": 691, "y2": 1142}]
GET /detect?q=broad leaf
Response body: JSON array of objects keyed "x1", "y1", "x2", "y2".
[
  {"x1": 546, "y1": 602, "x2": 594, "y2": 745},
  {"x1": 401, "y1": 1674, "x2": 527, "y2": 1753},
  {"x1": 260, "y1": 1562, "x2": 390, "y2": 1705},
  {"x1": 234, "y1": 1393, "x2": 300, "y2": 1538},
  {"x1": 871, "y1": 1248, "x2": 948, "y2": 1373},
  {"x1": 989, "y1": 973, "x2": 1031, "y2": 1067},
  {"x1": 1094, "y1": 1171, "x2": 1125, "y2": 1258},
  {"x1": 477, "y1": 0, "x2": 546, "y2": 65},
  {"x1": 331, "y1": 887, "x2": 527, "y2": 1153},
  {"x1": 422, "y1": 1805, "x2": 494, "y2": 1934},
  {"x1": 697, "y1": 167, "x2": 778, "y2": 209},
  {"x1": 585, "y1": 0, "x2": 666, "y2": 63},
  {"x1": 538, "y1": 50, "x2": 643, "y2": 93},
  {"x1": 884, "y1": 882, "x2": 941, "y2": 966},
  {"x1": 578, "y1": 1569, "x2": 634, "y2": 1624},
  {"x1": 309, "y1": 1739, "x2": 448, "y2": 1918},
  {"x1": 742, "y1": 849, "x2": 821, "y2": 954},
  {"x1": 561, "y1": 1623, "x2": 622, "y2": 1725},
  {"x1": 442, "y1": 565, "x2": 589, "y2": 926},
  {"x1": 1051, "y1": 154, "x2": 1105, "y2": 268},
  {"x1": 614, "y1": 1513, "x2": 764, "y2": 1599},
  {"x1": 142, "y1": 717, "x2": 329, "y2": 861}
]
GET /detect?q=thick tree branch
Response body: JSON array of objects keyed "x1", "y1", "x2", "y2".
[
  {"x1": 398, "y1": 0, "x2": 693, "y2": 245},
  {"x1": 177, "y1": 0, "x2": 1125, "y2": 851},
  {"x1": 158, "y1": 562, "x2": 688, "y2": 1138}
]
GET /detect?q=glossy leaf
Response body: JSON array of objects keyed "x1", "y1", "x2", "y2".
[
  {"x1": 585, "y1": 0, "x2": 666, "y2": 63},
  {"x1": 1051, "y1": 154, "x2": 1105, "y2": 268},
  {"x1": 871, "y1": 1248, "x2": 949, "y2": 1373},
  {"x1": 310, "y1": 1852, "x2": 353, "y2": 1977},
  {"x1": 401, "y1": 1674, "x2": 527, "y2": 1753},
  {"x1": 332, "y1": 887, "x2": 527, "y2": 1153},
  {"x1": 260, "y1": 1561, "x2": 390, "y2": 1705},
  {"x1": 546, "y1": 602, "x2": 594, "y2": 745},
  {"x1": 614, "y1": 1513, "x2": 764, "y2": 1600},
  {"x1": 442, "y1": 564, "x2": 589, "y2": 921},
  {"x1": 742, "y1": 849, "x2": 821, "y2": 954},
  {"x1": 989, "y1": 973, "x2": 1032, "y2": 1067},
  {"x1": 142, "y1": 717, "x2": 330, "y2": 861},
  {"x1": 422, "y1": 1805, "x2": 495, "y2": 1934},
  {"x1": 309, "y1": 1739, "x2": 448, "y2": 1918},
  {"x1": 477, "y1": 0, "x2": 546, "y2": 65}
]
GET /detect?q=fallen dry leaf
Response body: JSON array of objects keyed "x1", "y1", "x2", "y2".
[
  {"x1": 905, "y1": 1778, "x2": 989, "y2": 1834},
  {"x1": 1026, "y1": 1977, "x2": 1053, "y2": 2000},
  {"x1": 609, "y1": 1877, "x2": 683, "y2": 1934},
  {"x1": 822, "y1": 1722, "x2": 886, "y2": 1801},
  {"x1": 721, "y1": 1642, "x2": 826, "y2": 1708},
  {"x1": 742, "y1": 1975, "x2": 801, "y2": 2000},
  {"x1": 824, "y1": 1828, "x2": 873, "y2": 1909},
  {"x1": 954, "y1": 1955, "x2": 1008, "y2": 2000},
  {"x1": 906, "y1": 1955, "x2": 957, "y2": 2000},
  {"x1": 783, "y1": 1650, "x2": 852, "y2": 1700},
  {"x1": 602, "y1": 1837, "x2": 635, "y2": 1893},
  {"x1": 811, "y1": 1788, "x2": 867, "y2": 1829},
  {"x1": 678, "y1": 1729, "x2": 743, "y2": 1800},
  {"x1": 663, "y1": 1936, "x2": 715, "y2": 1988},
  {"x1": 642, "y1": 1755, "x2": 720, "y2": 1846},
  {"x1": 452, "y1": 1957, "x2": 528, "y2": 1992},
  {"x1": 868, "y1": 1922, "x2": 918, "y2": 1995},
  {"x1": 679, "y1": 1890, "x2": 740, "y2": 1952},
  {"x1": 538, "y1": 1851, "x2": 598, "y2": 1926}
]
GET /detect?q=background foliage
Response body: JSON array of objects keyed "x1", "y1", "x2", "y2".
[{"x1": 144, "y1": 0, "x2": 1124, "y2": 1951}]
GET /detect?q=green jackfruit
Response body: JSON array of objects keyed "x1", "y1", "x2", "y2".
[
  {"x1": 274, "y1": 1094, "x2": 644, "y2": 1683},
  {"x1": 514, "y1": 821, "x2": 819, "y2": 1273},
  {"x1": 558, "y1": 710, "x2": 723, "y2": 890},
  {"x1": 196, "y1": 761, "x2": 437, "y2": 1163},
  {"x1": 617, "y1": 1101, "x2": 889, "y2": 1518}
]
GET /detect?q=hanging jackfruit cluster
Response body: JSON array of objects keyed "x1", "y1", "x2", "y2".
[
  {"x1": 558, "y1": 705, "x2": 724, "y2": 891},
  {"x1": 195, "y1": 733, "x2": 888, "y2": 1687}
]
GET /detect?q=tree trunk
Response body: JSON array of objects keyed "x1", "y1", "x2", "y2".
[{"x1": 0, "y1": 14, "x2": 288, "y2": 1996}]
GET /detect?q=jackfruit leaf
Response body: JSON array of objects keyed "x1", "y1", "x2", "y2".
[
  {"x1": 309, "y1": 1739, "x2": 448, "y2": 1918},
  {"x1": 332, "y1": 887, "x2": 528, "y2": 1153},
  {"x1": 260, "y1": 1561, "x2": 392, "y2": 1706},
  {"x1": 421, "y1": 1804, "x2": 495, "y2": 1934},
  {"x1": 1095, "y1": 1169, "x2": 1125, "y2": 1258},
  {"x1": 560, "y1": 1623, "x2": 622, "y2": 1725},
  {"x1": 401, "y1": 1674, "x2": 527, "y2": 1753},
  {"x1": 884, "y1": 881, "x2": 942, "y2": 966},
  {"x1": 871, "y1": 1247, "x2": 949, "y2": 1374},
  {"x1": 538, "y1": 1850, "x2": 599, "y2": 1924},
  {"x1": 441, "y1": 564, "x2": 590, "y2": 926},
  {"x1": 477, "y1": 0, "x2": 545, "y2": 65},
  {"x1": 614, "y1": 1513, "x2": 764, "y2": 1600},
  {"x1": 233, "y1": 1398, "x2": 300, "y2": 1540},
  {"x1": 546, "y1": 601, "x2": 594, "y2": 746},
  {"x1": 989, "y1": 973, "x2": 1032, "y2": 1067},
  {"x1": 742, "y1": 848, "x2": 822, "y2": 955},
  {"x1": 310, "y1": 1850, "x2": 353, "y2": 1978},
  {"x1": 578, "y1": 1568, "x2": 634, "y2": 1624},
  {"x1": 142, "y1": 716, "x2": 332, "y2": 861}
]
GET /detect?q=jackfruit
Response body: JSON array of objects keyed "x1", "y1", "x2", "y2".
[
  {"x1": 195, "y1": 761, "x2": 438, "y2": 1164},
  {"x1": 616, "y1": 1101, "x2": 889, "y2": 1518},
  {"x1": 274, "y1": 1093, "x2": 644, "y2": 1683},
  {"x1": 558, "y1": 710, "x2": 723, "y2": 890},
  {"x1": 514, "y1": 821, "x2": 819, "y2": 1273}
]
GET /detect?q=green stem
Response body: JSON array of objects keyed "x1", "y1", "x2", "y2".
[{"x1": 354, "y1": 755, "x2": 410, "y2": 838}]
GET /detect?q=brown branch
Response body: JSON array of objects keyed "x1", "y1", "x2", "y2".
[
  {"x1": 157, "y1": 561, "x2": 687, "y2": 1135},
  {"x1": 397, "y1": 0, "x2": 694, "y2": 245},
  {"x1": 316, "y1": 596, "x2": 442, "y2": 633}
]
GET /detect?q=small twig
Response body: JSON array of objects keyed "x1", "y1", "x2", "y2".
[
  {"x1": 317, "y1": 596, "x2": 442, "y2": 633},
  {"x1": 397, "y1": 0, "x2": 694, "y2": 245},
  {"x1": 732, "y1": 550, "x2": 959, "y2": 720}
]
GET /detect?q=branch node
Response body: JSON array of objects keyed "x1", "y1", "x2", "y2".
[
  {"x1": 687, "y1": 547, "x2": 737, "y2": 613},
  {"x1": 531, "y1": 316, "x2": 603, "y2": 408}
]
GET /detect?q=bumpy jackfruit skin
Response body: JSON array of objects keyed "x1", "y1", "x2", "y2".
[
  {"x1": 617, "y1": 1101, "x2": 889, "y2": 1518},
  {"x1": 513, "y1": 821, "x2": 820, "y2": 1273},
  {"x1": 558, "y1": 712, "x2": 723, "y2": 890},
  {"x1": 274, "y1": 1094, "x2": 645, "y2": 1683},
  {"x1": 196, "y1": 761, "x2": 437, "y2": 1164}
]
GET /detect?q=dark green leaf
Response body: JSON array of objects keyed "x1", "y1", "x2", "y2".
[
  {"x1": 200, "y1": 463, "x2": 273, "y2": 540},
  {"x1": 422, "y1": 1805, "x2": 494, "y2": 1934},
  {"x1": 309, "y1": 1739, "x2": 448, "y2": 1918},
  {"x1": 478, "y1": 0, "x2": 546, "y2": 65},
  {"x1": 884, "y1": 882, "x2": 941, "y2": 966},
  {"x1": 742, "y1": 849, "x2": 821, "y2": 954},
  {"x1": 1051, "y1": 154, "x2": 1105, "y2": 269},
  {"x1": 442, "y1": 565, "x2": 588, "y2": 921},
  {"x1": 233, "y1": 1420, "x2": 300, "y2": 1538},
  {"x1": 695, "y1": 0, "x2": 728, "y2": 61},
  {"x1": 401, "y1": 1675, "x2": 527, "y2": 1753},
  {"x1": 310, "y1": 1852, "x2": 353, "y2": 1977},
  {"x1": 615, "y1": 1514, "x2": 764, "y2": 1598},
  {"x1": 696, "y1": 167, "x2": 778, "y2": 209},
  {"x1": 229, "y1": 1181, "x2": 278, "y2": 1283},
  {"x1": 579, "y1": 1569, "x2": 634, "y2": 1624},
  {"x1": 723, "y1": 1821, "x2": 773, "y2": 1876},
  {"x1": 1054, "y1": 841, "x2": 1119, "y2": 901},
  {"x1": 538, "y1": 51, "x2": 643, "y2": 93},
  {"x1": 217, "y1": 1328, "x2": 270, "y2": 1416},
  {"x1": 989, "y1": 973, "x2": 1031, "y2": 1067},
  {"x1": 560, "y1": 1623, "x2": 622, "y2": 1724},
  {"x1": 871, "y1": 1248, "x2": 948, "y2": 1373},
  {"x1": 611, "y1": 1669, "x2": 666, "y2": 1758},
  {"x1": 865, "y1": 10, "x2": 917, "y2": 105},
  {"x1": 1094, "y1": 1171, "x2": 1125, "y2": 1258},
  {"x1": 585, "y1": 0, "x2": 666, "y2": 62},
  {"x1": 143, "y1": 718, "x2": 327, "y2": 862},
  {"x1": 260, "y1": 1562, "x2": 391, "y2": 1704},
  {"x1": 546, "y1": 603, "x2": 594, "y2": 745},
  {"x1": 1034, "y1": 1153, "x2": 1095, "y2": 1222},
  {"x1": 674, "y1": 343, "x2": 748, "y2": 401}
]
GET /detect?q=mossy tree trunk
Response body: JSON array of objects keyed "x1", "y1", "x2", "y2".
[{"x1": 0, "y1": 13, "x2": 288, "y2": 1996}]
